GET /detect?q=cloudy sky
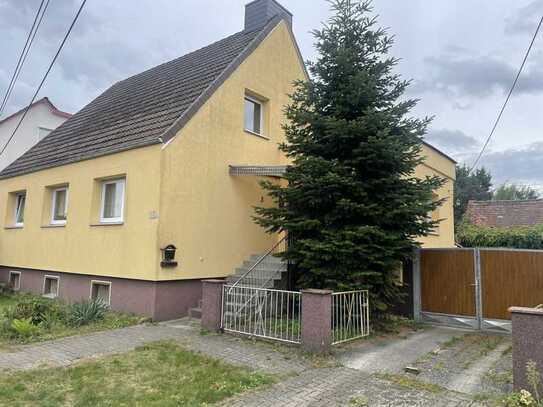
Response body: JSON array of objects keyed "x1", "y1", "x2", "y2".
[{"x1": 1, "y1": 0, "x2": 542, "y2": 188}]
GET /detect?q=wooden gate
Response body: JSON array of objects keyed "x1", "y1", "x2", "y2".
[
  {"x1": 417, "y1": 249, "x2": 479, "y2": 330},
  {"x1": 416, "y1": 248, "x2": 543, "y2": 332},
  {"x1": 481, "y1": 249, "x2": 543, "y2": 320}
]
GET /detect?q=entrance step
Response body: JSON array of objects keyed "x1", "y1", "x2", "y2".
[
  {"x1": 189, "y1": 307, "x2": 202, "y2": 320},
  {"x1": 161, "y1": 317, "x2": 200, "y2": 329}
]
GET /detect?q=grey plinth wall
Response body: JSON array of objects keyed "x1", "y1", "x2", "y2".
[
  {"x1": 201, "y1": 280, "x2": 225, "y2": 332},
  {"x1": 510, "y1": 307, "x2": 543, "y2": 391},
  {"x1": 301, "y1": 289, "x2": 333, "y2": 353}
]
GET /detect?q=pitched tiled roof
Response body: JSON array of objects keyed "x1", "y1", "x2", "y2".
[
  {"x1": 466, "y1": 199, "x2": 543, "y2": 228},
  {"x1": 0, "y1": 18, "x2": 282, "y2": 179}
]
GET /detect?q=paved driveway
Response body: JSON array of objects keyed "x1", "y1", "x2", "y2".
[
  {"x1": 0, "y1": 320, "x2": 509, "y2": 405},
  {"x1": 336, "y1": 325, "x2": 463, "y2": 373}
]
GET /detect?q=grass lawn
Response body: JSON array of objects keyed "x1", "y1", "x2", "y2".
[{"x1": 0, "y1": 341, "x2": 274, "y2": 406}]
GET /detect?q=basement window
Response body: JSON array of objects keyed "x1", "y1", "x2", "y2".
[
  {"x1": 90, "y1": 281, "x2": 111, "y2": 305},
  {"x1": 43, "y1": 276, "x2": 59, "y2": 298},
  {"x1": 9, "y1": 271, "x2": 21, "y2": 291},
  {"x1": 244, "y1": 96, "x2": 263, "y2": 136}
]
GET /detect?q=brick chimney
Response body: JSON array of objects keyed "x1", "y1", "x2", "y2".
[{"x1": 244, "y1": 0, "x2": 293, "y2": 32}]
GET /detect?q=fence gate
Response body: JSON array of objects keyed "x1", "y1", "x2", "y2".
[
  {"x1": 415, "y1": 248, "x2": 543, "y2": 333},
  {"x1": 221, "y1": 285, "x2": 302, "y2": 344},
  {"x1": 415, "y1": 248, "x2": 480, "y2": 330}
]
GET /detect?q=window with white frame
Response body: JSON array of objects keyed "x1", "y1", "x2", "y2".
[
  {"x1": 14, "y1": 192, "x2": 26, "y2": 227},
  {"x1": 9, "y1": 271, "x2": 21, "y2": 291},
  {"x1": 43, "y1": 276, "x2": 59, "y2": 298},
  {"x1": 244, "y1": 96, "x2": 263, "y2": 136},
  {"x1": 91, "y1": 281, "x2": 111, "y2": 305},
  {"x1": 51, "y1": 187, "x2": 68, "y2": 225},
  {"x1": 100, "y1": 178, "x2": 125, "y2": 223}
]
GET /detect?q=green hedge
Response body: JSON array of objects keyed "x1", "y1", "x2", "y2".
[{"x1": 456, "y1": 223, "x2": 543, "y2": 249}]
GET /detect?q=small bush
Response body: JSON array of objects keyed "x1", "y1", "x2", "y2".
[
  {"x1": 3, "y1": 295, "x2": 65, "y2": 325},
  {"x1": 67, "y1": 298, "x2": 109, "y2": 327},
  {"x1": 11, "y1": 318, "x2": 41, "y2": 338}
]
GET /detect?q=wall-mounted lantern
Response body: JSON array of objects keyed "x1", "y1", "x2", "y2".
[{"x1": 160, "y1": 245, "x2": 178, "y2": 268}]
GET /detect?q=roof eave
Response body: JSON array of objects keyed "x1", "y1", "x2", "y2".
[
  {"x1": 0, "y1": 140, "x2": 161, "y2": 181},
  {"x1": 423, "y1": 141, "x2": 457, "y2": 164}
]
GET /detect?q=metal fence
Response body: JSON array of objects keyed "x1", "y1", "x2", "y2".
[
  {"x1": 332, "y1": 290, "x2": 370, "y2": 345},
  {"x1": 221, "y1": 284, "x2": 301, "y2": 344}
]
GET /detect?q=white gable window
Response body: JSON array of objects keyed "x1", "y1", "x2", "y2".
[
  {"x1": 100, "y1": 178, "x2": 125, "y2": 223},
  {"x1": 244, "y1": 96, "x2": 263, "y2": 136},
  {"x1": 14, "y1": 192, "x2": 26, "y2": 227},
  {"x1": 51, "y1": 187, "x2": 68, "y2": 225}
]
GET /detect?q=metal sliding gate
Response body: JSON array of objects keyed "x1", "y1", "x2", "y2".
[{"x1": 414, "y1": 248, "x2": 543, "y2": 333}]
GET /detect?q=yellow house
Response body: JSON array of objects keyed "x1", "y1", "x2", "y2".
[{"x1": 0, "y1": 0, "x2": 455, "y2": 320}]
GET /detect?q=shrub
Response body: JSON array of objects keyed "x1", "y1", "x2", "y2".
[
  {"x1": 67, "y1": 299, "x2": 109, "y2": 327},
  {"x1": 3, "y1": 295, "x2": 65, "y2": 326},
  {"x1": 456, "y1": 222, "x2": 543, "y2": 249},
  {"x1": 10, "y1": 318, "x2": 41, "y2": 338}
]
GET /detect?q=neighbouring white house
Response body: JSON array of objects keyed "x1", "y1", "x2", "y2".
[{"x1": 0, "y1": 97, "x2": 71, "y2": 171}]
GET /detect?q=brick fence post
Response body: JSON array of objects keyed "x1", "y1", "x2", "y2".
[
  {"x1": 301, "y1": 289, "x2": 333, "y2": 353},
  {"x1": 201, "y1": 279, "x2": 225, "y2": 332},
  {"x1": 509, "y1": 306, "x2": 543, "y2": 391}
]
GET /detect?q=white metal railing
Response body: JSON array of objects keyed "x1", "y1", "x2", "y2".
[
  {"x1": 332, "y1": 290, "x2": 370, "y2": 345},
  {"x1": 221, "y1": 284, "x2": 301, "y2": 344}
]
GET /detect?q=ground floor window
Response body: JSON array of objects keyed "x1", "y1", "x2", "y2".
[
  {"x1": 43, "y1": 275, "x2": 59, "y2": 298},
  {"x1": 9, "y1": 271, "x2": 21, "y2": 291},
  {"x1": 90, "y1": 281, "x2": 111, "y2": 305}
]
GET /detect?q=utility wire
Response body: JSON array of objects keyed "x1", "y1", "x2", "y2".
[
  {"x1": 469, "y1": 15, "x2": 543, "y2": 173},
  {"x1": 0, "y1": 0, "x2": 87, "y2": 157},
  {"x1": 0, "y1": 0, "x2": 50, "y2": 117}
]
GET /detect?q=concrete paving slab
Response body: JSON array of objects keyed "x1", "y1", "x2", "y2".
[
  {"x1": 449, "y1": 341, "x2": 512, "y2": 394},
  {"x1": 336, "y1": 326, "x2": 468, "y2": 373}
]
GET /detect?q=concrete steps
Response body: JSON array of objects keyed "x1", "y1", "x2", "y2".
[{"x1": 188, "y1": 251, "x2": 287, "y2": 322}]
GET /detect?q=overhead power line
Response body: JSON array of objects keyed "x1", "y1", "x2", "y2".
[
  {"x1": 469, "y1": 15, "x2": 543, "y2": 173},
  {"x1": 0, "y1": 0, "x2": 87, "y2": 157},
  {"x1": 0, "y1": 0, "x2": 51, "y2": 117}
]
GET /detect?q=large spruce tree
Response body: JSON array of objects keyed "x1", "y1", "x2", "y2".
[{"x1": 254, "y1": 0, "x2": 444, "y2": 313}]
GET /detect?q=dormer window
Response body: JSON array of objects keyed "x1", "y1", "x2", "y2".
[{"x1": 244, "y1": 96, "x2": 263, "y2": 136}]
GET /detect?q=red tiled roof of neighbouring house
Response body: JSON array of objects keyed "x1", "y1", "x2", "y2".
[{"x1": 466, "y1": 199, "x2": 543, "y2": 228}]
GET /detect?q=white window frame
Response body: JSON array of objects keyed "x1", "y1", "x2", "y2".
[
  {"x1": 9, "y1": 271, "x2": 21, "y2": 291},
  {"x1": 50, "y1": 187, "x2": 68, "y2": 225},
  {"x1": 100, "y1": 178, "x2": 125, "y2": 224},
  {"x1": 42, "y1": 275, "x2": 60, "y2": 298},
  {"x1": 13, "y1": 192, "x2": 26, "y2": 227},
  {"x1": 244, "y1": 96, "x2": 264, "y2": 137},
  {"x1": 90, "y1": 280, "x2": 112, "y2": 305}
]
